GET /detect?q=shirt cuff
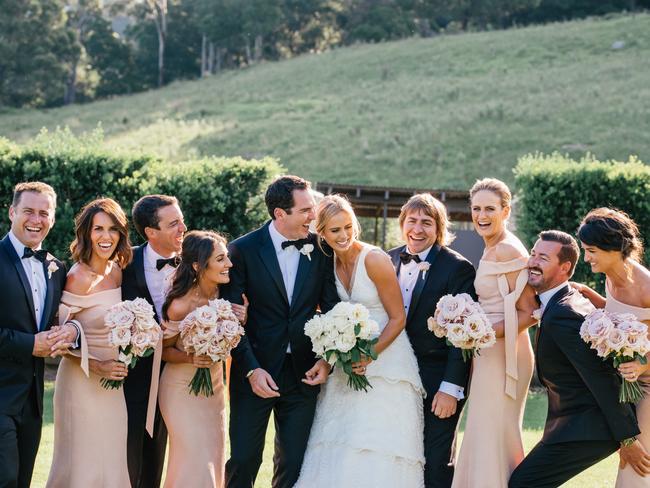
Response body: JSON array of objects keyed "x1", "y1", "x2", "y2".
[
  {"x1": 439, "y1": 381, "x2": 464, "y2": 400},
  {"x1": 67, "y1": 320, "x2": 82, "y2": 349}
]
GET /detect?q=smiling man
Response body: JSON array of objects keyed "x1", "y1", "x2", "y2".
[
  {"x1": 388, "y1": 193, "x2": 476, "y2": 488},
  {"x1": 0, "y1": 182, "x2": 75, "y2": 488}
]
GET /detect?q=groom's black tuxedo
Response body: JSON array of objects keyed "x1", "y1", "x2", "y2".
[
  {"x1": 0, "y1": 234, "x2": 66, "y2": 488},
  {"x1": 509, "y1": 285, "x2": 640, "y2": 488},
  {"x1": 122, "y1": 243, "x2": 167, "y2": 488},
  {"x1": 222, "y1": 222, "x2": 339, "y2": 488},
  {"x1": 388, "y1": 243, "x2": 476, "y2": 488}
]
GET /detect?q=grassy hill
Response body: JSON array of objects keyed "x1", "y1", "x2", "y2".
[{"x1": 2, "y1": 14, "x2": 649, "y2": 189}]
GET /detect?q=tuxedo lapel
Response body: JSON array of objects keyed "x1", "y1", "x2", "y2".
[
  {"x1": 407, "y1": 244, "x2": 441, "y2": 323},
  {"x1": 41, "y1": 258, "x2": 55, "y2": 331},
  {"x1": 291, "y1": 239, "x2": 315, "y2": 309},
  {"x1": 257, "y1": 227, "x2": 289, "y2": 306},
  {"x1": 134, "y1": 244, "x2": 155, "y2": 307},
  {"x1": 391, "y1": 246, "x2": 404, "y2": 276},
  {"x1": 1, "y1": 236, "x2": 37, "y2": 329}
]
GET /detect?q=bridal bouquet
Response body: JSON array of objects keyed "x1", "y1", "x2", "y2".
[
  {"x1": 179, "y1": 298, "x2": 245, "y2": 397},
  {"x1": 104, "y1": 298, "x2": 162, "y2": 389},
  {"x1": 427, "y1": 293, "x2": 496, "y2": 362},
  {"x1": 304, "y1": 302, "x2": 380, "y2": 392},
  {"x1": 580, "y1": 309, "x2": 650, "y2": 403}
]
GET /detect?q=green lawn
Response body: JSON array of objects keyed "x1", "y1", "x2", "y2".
[
  {"x1": 2, "y1": 14, "x2": 649, "y2": 189},
  {"x1": 32, "y1": 383, "x2": 617, "y2": 487}
]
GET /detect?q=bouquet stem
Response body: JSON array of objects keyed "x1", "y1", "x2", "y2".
[
  {"x1": 620, "y1": 379, "x2": 645, "y2": 403},
  {"x1": 189, "y1": 367, "x2": 214, "y2": 397},
  {"x1": 100, "y1": 378, "x2": 124, "y2": 389},
  {"x1": 347, "y1": 372, "x2": 372, "y2": 392}
]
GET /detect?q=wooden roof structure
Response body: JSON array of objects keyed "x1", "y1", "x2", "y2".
[{"x1": 315, "y1": 182, "x2": 471, "y2": 221}]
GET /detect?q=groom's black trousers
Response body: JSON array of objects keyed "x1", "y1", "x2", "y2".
[
  {"x1": 0, "y1": 388, "x2": 41, "y2": 488},
  {"x1": 509, "y1": 439, "x2": 619, "y2": 488},
  {"x1": 226, "y1": 356, "x2": 318, "y2": 488}
]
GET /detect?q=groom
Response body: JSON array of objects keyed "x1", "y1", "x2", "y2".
[
  {"x1": 509, "y1": 230, "x2": 647, "y2": 487},
  {"x1": 222, "y1": 175, "x2": 339, "y2": 488},
  {"x1": 122, "y1": 194, "x2": 187, "y2": 488},
  {"x1": 0, "y1": 182, "x2": 77, "y2": 488},
  {"x1": 388, "y1": 193, "x2": 476, "y2": 488}
]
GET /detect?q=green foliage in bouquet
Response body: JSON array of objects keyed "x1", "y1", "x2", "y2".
[
  {"x1": 0, "y1": 128, "x2": 283, "y2": 261},
  {"x1": 515, "y1": 153, "x2": 650, "y2": 294},
  {"x1": 325, "y1": 323, "x2": 379, "y2": 392}
]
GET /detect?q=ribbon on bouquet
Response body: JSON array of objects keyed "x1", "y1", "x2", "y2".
[
  {"x1": 145, "y1": 335, "x2": 163, "y2": 437},
  {"x1": 482, "y1": 256, "x2": 529, "y2": 400}
]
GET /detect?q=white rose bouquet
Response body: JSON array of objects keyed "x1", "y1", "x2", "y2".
[
  {"x1": 103, "y1": 298, "x2": 162, "y2": 389},
  {"x1": 427, "y1": 293, "x2": 496, "y2": 362},
  {"x1": 179, "y1": 298, "x2": 245, "y2": 397},
  {"x1": 580, "y1": 309, "x2": 650, "y2": 403},
  {"x1": 304, "y1": 302, "x2": 380, "y2": 392}
]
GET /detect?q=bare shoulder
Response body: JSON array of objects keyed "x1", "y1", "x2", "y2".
[
  {"x1": 633, "y1": 264, "x2": 650, "y2": 308},
  {"x1": 495, "y1": 234, "x2": 528, "y2": 262},
  {"x1": 64, "y1": 264, "x2": 95, "y2": 295},
  {"x1": 166, "y1": 296, "x2": 194, "y2": 322},
  {"x1": 365, "y1": 247, "x2": 397, "y2": 280}
]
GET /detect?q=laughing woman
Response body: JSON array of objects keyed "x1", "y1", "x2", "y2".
[
  {"x1": 46, "y1": 198, "x2": 133, "y2": 488},
  {"x1": 574, "y1": 208, "x2": 650, "y2": 487},
  {"x1": 452, "y1": 179, "x2": 538, "y2": 488},
  {"x1": 158, "y1": 231, "x2": 246, "y2": 488}
]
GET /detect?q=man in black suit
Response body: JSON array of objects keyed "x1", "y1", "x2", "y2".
[
  {"x1": 122, "y1": 194, "x2": 187, "y2": 488},
  {"x1": 222, "y1": 175, "x2": 339, "y2": 488},
  {"x1": 0, "y1": 182, "x2": 78, "y2": 488},
  {"x1": 388, "y1": 193, "x2": 476, "y2": 488},
  {"x1": 509, "y1": 230, "x2": 649, "y2": 488}
]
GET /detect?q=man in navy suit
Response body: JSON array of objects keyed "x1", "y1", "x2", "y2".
[
  {"x1": 0, "y1": 182, "x2": 77, "y2": 488},
  {"x1": 223, "y1": 175, "x2": 339, "y2": 488},
  {"x1": 388, "y1": 193, "x2": 476, "y2": 488}
]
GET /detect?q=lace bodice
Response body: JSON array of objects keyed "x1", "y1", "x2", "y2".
[{"x1": 335, "y1": 245, "x2": 389, "y2": 331}]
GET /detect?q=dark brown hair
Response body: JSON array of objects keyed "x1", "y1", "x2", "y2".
[
  {"x1": 264, "y1": 175, "x2": 310, "y2": 219},
  {"x1": 70, "y1": 198, "x2": 132, "y2": 268},
  {"x1": 131, "y1": 194, "x2": 179, "y2": 239},
  {"x1": 539, "y1": 230, "x2": 580, "y2": 277},
  {"x1": 162, "y1": 230, "x2": 227, "y2": 321},
  {"x1": 578, "y1": 207, "x2": 644, "y2": 262},
  {"x1": 12, "y1": 181, "x2": 57, "y2": 207}
]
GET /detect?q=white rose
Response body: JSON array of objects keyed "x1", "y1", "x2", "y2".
[
  {"x1": 606, "y1": 328, "x2": 628, "y2": 353},
  {"x1": 351, "y1": 304, "x2": 370, "y2": 322},
  {"x1": 131, "y1": 331, "x2": 155, "y2": 356},
  {"x1": 464, "y1": 313, "x2": 488, "y2": 340},
  {"x1": 106, "y1": 308, "x2": 135, "y2": 330},
  {"x1": 304, "y1": 316, "x2": 325, "y2": 340},
  {"x1": 110, "y1": 326, "x2": 132, "y2": 348},
  {"x1": 447, "y1": 323, "x2": 470, "y2": 347},
  {"x1": 331, "y1": 302, "x2": 355, "y2": 319},
  {"x1": 437, "y1": 294, "x2": 470, "y2": 322},
  {"x1": 334, "y1": 331, "x2": 357, "y2": 353},
  {"x1": 128, "y1": 297, "x2": 156, "y2": 322},
  {"x1": 358, "y1": 319, "x2": 379, "y2": 340},
  {"x1": 194, "y1": 306, "x2": 218, "y2": 328}
]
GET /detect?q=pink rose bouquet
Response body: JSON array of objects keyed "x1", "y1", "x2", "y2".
[
  {"x1": 179, "y1": 298, "x2": 245, "y2": 397},
  {"x1": 104, "y1": 298, "x2": 161, "y2": 389},
  {"x1": 580, "y1": 309, "x2": 650, "y2": 403},
  {"x1": 427, "y1": 293, "x2": 496, "y2": 361}
]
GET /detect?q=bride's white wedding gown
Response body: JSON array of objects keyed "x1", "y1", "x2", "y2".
[{"x1": 294, "y1": 244, "x2": 426, "y2": 488}]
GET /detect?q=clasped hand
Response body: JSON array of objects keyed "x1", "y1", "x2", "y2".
[{"x1": 32, "y1": 323, "x2": 78, "y2": 358}]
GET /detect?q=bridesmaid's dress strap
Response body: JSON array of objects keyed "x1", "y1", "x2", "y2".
[
  {"x1": 145, "y1": 333, "x2": 163, "y2": 437},
  {"x1": 59, "y1": 303, "x2": 91, "y2": 377},
  {"x1": 496, "y1": 267, "x2": 529, "y2": 400}
]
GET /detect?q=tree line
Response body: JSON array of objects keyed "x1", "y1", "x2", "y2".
[{"x1": 1, "y1": 0, "x2": 647, "y2": 108}]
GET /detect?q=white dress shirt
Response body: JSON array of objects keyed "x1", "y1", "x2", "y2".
[
  {"x1": 9, "y1": 231, "x2": 47, "y2": 330},
  {"x1": 398, "y1": 245, "x2": 465, "y2": 400},
  {"x1": 143, "y1": 244, "x2": 177, "y2": 320},
  {"x1": 268, "y1": 222, "x2": 301, "y2": 353},
  {"x1": 538, "y1": 281, "x2": 569, "y2": 310}
]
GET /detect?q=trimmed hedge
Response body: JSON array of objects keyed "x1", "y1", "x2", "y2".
[
  {"x1": 0, "y1": 128, "x2": 283, "y2": 261},
  {"x1": 514, "y1": 152, "x2": 650, "y2": 291}
]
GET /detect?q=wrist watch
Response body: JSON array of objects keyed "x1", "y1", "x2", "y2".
[
  {"x1": 621, "y1": 436, "x2": 637, "y2": 447},
  {"x1": 246, "y1": 369, "x2": 256, "y2": 379}
]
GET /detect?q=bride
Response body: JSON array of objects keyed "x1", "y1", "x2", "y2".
[{"x1": 295, "y1": 195, "x2": 426, "y2": 488}]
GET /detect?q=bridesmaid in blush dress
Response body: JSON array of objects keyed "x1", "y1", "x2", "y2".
[
  {"x1": 158, "y1": 231, "x2": 248, "y2": 488},
  {"x1": 46, "y1": 198, "x2": 133, "y2": 488},
  {"x1": 575, "y1": 208, "x2": 650, "y2": 486},
  {"x1": 452, "y1": 179, "x2": 538, "y2": 488}
]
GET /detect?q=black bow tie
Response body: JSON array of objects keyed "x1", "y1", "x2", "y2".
[
  {"x1": 156, "y1": 257, "x2": 179, "y2": 271},
  {"x1": 399, "y1": 251, "x2": 422, "y2": 265},
  {"x1": 22, "y1": 248, "x2": 48, "y2": 262},
  {"x1": 281, "y1": 238, "x2": 310, "y2": 251}
]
